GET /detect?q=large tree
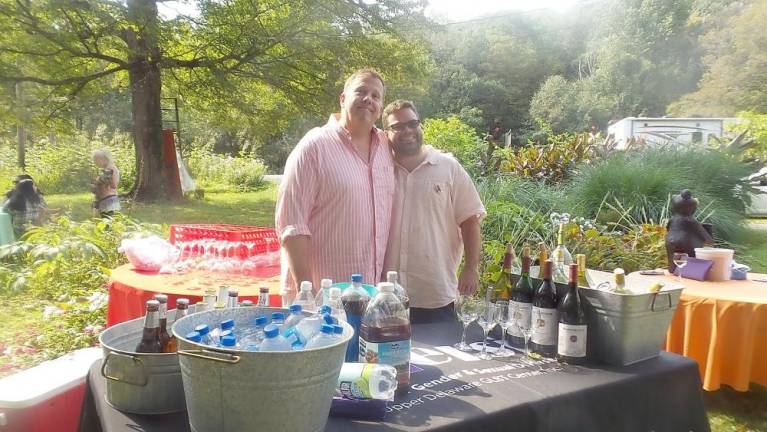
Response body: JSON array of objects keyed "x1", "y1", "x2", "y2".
[{"x1": 0, "y1": 0, "x2": 427, "y2": 200}]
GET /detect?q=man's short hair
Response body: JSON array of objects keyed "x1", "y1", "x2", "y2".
[
  {"x1": 382, "y1": 99, "x2": 420, "y2": 129},
  {"x1": 343, "y1": 69, "x2": 386, "y2": 95}
]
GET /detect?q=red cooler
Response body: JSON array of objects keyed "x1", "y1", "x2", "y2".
[{"x1": 0, "y1": 348, "x2": 102, "y2": 432}]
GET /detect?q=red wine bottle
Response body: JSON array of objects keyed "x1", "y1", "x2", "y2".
[
  {"x1": 557, "y1": 263, "x2": 587, "y2": 364},
  {"x1": 531, "y1": 259, "x2": 558, "y2": 358},
  {"x1": 509, "y1": 246, "x2": 534, "y2": 348}
]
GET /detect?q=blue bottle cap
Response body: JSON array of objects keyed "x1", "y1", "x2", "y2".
[
  {"x1": 186, "y1": 331, "x2": 202, "y2": 342},
  {"x1": 351, "y1": 274, "x2": 363, "y2": 283},
  {"x1": 319, "y1": 305, "x2": 331, "y2": 315},
  {"x1": 194, "y1": 324, "x2": 210, "y2": 335},
  {"x1": 221, "y1": 319, "x2": 235, "y2": 330},
  {"x1": 254, "y1": 316, "x2": 268, "y2": 326},
  {"x1": 271, "y1": 312, "x2": 285, "y2": 321},
  {"x1": 289, "y1": 304, "x2": 302, "y2": 313},
  {"x1": 221, "y1": 335, "x2": 237, "y2": 347},
  {"x1": 320, "y1": 324, "x2": 334, "y2": 334},
  {"x1": 323, "y1": 314, "x2": 335, "y2": 325},
  {"x1": 264, "y1": 324, "x2": 279, "y2": 338},
  {"x1": 220, "y1": 330, "x2": 233, "y2": 339},
  {"x1": 333, "y1": 325, "x2": 344, "y2": 334}
]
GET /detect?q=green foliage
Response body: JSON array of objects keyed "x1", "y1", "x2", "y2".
[
  {"x1": 570, "y1": 224, "x2": 667, "y2": 274},
  {"x1": 729, "y1": 111, "x2": 767, "y2": 159},
  {"x1": 422, "y1": 116, "x2": 484, "y2": 176},
  {"x1": 499, "y1": 133, "x2": 598, "y2": 183},
  {"x1": 186, "y1": 146, "x2": 266, "y2": 191},
  {"x1": 567, "y1": 146, "x2": 756, "y2": 242}
]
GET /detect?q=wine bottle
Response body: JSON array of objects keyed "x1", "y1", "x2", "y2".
[
  {"x1": 534, "y1": 242, "x2": 549, "y2": 271},
  {"x1": 495, "y1": 243, "x2": 515, "y2": 301},
  {"x1": 552, "y1": 223, "x2": 572, "y2": 284},
  {"x1": 509, "y1": 245, "x2": 534, "y2": 348},
  {"x1": 531, "y1": 259, "x2": 558, "y2": 357},
  {"x1": 576, "y1": 254, "x2": 592, "y2": 288},
  {"x1": 557, "y1": 263, "x2": 587, "y2": 364}
]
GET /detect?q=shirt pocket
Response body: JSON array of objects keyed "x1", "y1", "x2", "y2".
[{"x1": 425, "y1": 181, "x2": 450, "y2": 210}]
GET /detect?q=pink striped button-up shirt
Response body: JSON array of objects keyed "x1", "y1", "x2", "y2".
[{"x1": 276, "y1": 114, "x2": 395, "y2": 296}]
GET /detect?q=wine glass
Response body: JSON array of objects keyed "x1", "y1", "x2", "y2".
[
  {"x1": 475, "y1": 303, "x2": 496, "y2": 360},
  {"x1": 453, "y1": 296, "x2": 481, "y2": 352},
  {"x1": 493, "y1": 301, "x2": 514, "y2": 359},
  {"x1": 673, "y1": 252, "x2": 689, "y2": 283},
  {"x1": 512, "y1": 303, "x2": 540, "y2": 366}
]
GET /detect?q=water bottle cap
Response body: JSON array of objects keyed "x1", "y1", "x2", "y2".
[
  {"x1": 333, "y1": 325, "x2": 344, "y2": 334},
  {"x1": 329, "y1": 287, "x2": 342, "y2": 298},
  {"x1": 378, "y1": 282, "x2": 395, "y2": 293},
  {"x1": 289, "y1": 304, "x2": 303, "y2": 313},
  {"x1": 320, "y1": 324, "x2": 334, "y2": 334},
  {"x1": 221, "y1": 335, "x2": 237, "y2": 347},
  {"x1": 299, "y1": 281, "x2": 313, "y2": 292},
  {"x1": 387, "y1": 271, "x2": 398, "y2": 280},
  {"x1": 221, "y1": 319, "x2": 235, "y2": 330},
  {"x1": 185, "y1": 331, "x2": 202, "y2": 342},
  {"x1": 319, "y1": 305, "x2": 331, "y2": 315},
  {"x1": 323, "y1": 314, "x2": 335, "y2": 325},
  {"x1": 241, "y1": 300, "x2": 254, "y2": 306},
  {"x1": 264, "y1": 324, "x2": 279, "y2": 338},
  {"x1": 194, "y1": 324, "x2": 210, "y2": 335},
  {"x1": 254, "y1": 316, "x2": 268, "y2": 326},
  {"x1": 271, "y1": 312, "x2": 285, "y2": 321},
  {"x1": 320, "y1": 278, "x2": 333, "y2": 288},
  {"x1": 220, "y1": 329, "x2": 233, "y2": 338},
  {"x1": 351, "y1": 274, "x2": 363, "y2": 283}
]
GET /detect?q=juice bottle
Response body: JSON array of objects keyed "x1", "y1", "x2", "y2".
[{"x1": 359, "y1": 282, "x2": 411, "y2": 395}]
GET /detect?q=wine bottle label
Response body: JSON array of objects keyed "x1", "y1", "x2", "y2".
[
  {"x1": 531, "y1": 307, "x2": 558, "y2": 346},
  {"x1": 508, "y1": 301, "x2": 531, "y2": 337},
  {"x1": 558, "y1": 324, "x2": 587, "y2": 357},
  {"x1": 359, "y1": 338, "x2": 411, "y2": 381}
]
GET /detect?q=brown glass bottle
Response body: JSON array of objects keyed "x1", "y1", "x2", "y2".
[
  {"x1": 135, "y1": 300, "x2": 162, "y2": 353},
  {"x1": 496, "y1": 243, "x2": 515, "y2": 301},
  {"x1": 164, "y1": 298, "x2": 189, "y2": 353},
  {"x1": 154, "y1": 294, "x2": 171, "y2": 351}
]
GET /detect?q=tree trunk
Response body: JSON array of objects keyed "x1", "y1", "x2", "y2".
[
  {"x1": 126, "y1": 0, "x2": 182, "y2": 202},
  {"x1": 15, "y1": 83, "x2": 26, "y2": 170}
]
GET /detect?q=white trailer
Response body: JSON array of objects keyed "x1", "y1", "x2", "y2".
[{"x1": 608, "y1": 117, "x2": 732, "y2": 149}]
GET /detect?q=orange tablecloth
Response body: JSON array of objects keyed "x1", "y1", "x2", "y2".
[
  {"x1": 106, "y1": 264, "x2": 282, "y2": 326},
  {"x1": 630, "y1": 271, "x2": 767, "y2": 391}
]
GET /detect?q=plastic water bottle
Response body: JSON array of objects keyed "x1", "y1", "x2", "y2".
[
  {"x1": 294, "y1": 281, "x2": 317, "y2": 312},
  {"x1": 317, "y1": 278, "x2": 333, "y2": 309},
  {"x1": 194, "y1": 324, "x2": 216, "y2": 346},
  {"x1": 341, "y1": 274, "x2": 370, "y2": 362},
  {"x1": 271, "y1": 312, "x2": 286, "y2": 332},
  {"x1": 304, "y1": 324, "x2": 337, "y2": 349},
  {"x1": 333, "y1": 325, "x2": 344, "y2": 338},
  {"x1": 327, "y1": 287, "x2": 348, "y2": 324},
  {"x1": 219, "y1": 329, "x2": 234, "y2": 345},
  {"x1": 336, "y1": 363, "x2": 398, "y2": 400},
  {"x1": 220, "y1": 334, "x2": 239, "y2": 349},
  {"x1": 283, "y1": 304, "x2": 306, "y2": 346},
  {"x1": 386, "y1": 271, "x2": 410, "y2": 313},
  {"x1": 239, "y1": 315, "x2": 268, "y2": 350},
  {"x1": 295, "y1": 312, "x2": 334, "y2": 343},
  {"x1": 211, "y1": 318, "x2": 235, "y2": 340},
  {"x1": 186, "y1": 331, "x2": 202, "y2": 343},
  {"x1": 259, "y1": 324, "x2": 292, "y2": 351},
  {"x1": 359, "y1": 282, "x2": 411, "y2": 394}
]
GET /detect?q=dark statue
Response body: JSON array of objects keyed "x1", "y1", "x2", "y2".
[{"x1": 665, "y1": 189, "x2": 714, "y2": 272}]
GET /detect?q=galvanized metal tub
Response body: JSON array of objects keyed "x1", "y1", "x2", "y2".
[
  {"x1": 98, "y1": 310, "x2": 185, "y2": 414},
  {"x1": 173, "y1": 307, "x2": 353, "y2": 432},
  {"x1": 579, "y1": 285, "x2": 684, "y2": 366}
]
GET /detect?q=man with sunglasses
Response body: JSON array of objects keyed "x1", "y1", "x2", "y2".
[{"x1": 382, "y1": 100, "x2": 485, "y2": 323}]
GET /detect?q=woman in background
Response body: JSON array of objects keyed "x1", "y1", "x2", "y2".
[
  {"x1": 92, "y1": 149, "x2": 121, "y2": 217},
  {"x1": 2, "y1": 179, "x2": 46, "y2": 237}
]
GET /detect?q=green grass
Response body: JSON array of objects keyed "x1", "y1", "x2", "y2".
[
  {"x1": 705, "y1": 385, "x2": 767, "y2": 432},
  {"x1": 44, "y1": 186, "x2": 278, "y2": 225}
]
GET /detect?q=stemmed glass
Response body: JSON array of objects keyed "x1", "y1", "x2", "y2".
[
  {"x1": 673, "y1": 252, "x2": 689, "y2": 283},
  {"x1": 512, "y1": 303, "x2": 540, "y2": 366},
  {"x1": 475, "y1": 303, "x2": 496, "y2": 360},
  {"x1": 493, "y1": 301, "x2": 514, "y2": 359},
  {"x1": 453, "y1": 296, "x2": 481, "y2": 352}
]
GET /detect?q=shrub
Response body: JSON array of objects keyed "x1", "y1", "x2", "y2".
[
  {"x1": 423, "y1": 116, "x2": 484, "y2": 177},
  {"x1": 186, "y1": 146, "x2": 266, "y2": 191},
  {"x1": 498, "y1": 133, "x2": 599, "y2": 183}
]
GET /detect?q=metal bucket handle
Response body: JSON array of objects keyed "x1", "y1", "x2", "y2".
[
  {"x1": 650, "y1": 291, "x2": 672, "y2": 312},
  {"x1": 100, "y1": 351, "x2": 149, "y2": 387},
  {"x1": 177, "y1": 349, "x2": 241, "y2": 364}
]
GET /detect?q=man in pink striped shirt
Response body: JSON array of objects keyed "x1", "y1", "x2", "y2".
[{"x1": 276, "y1": 69, "x2": 395, "y2": 303}]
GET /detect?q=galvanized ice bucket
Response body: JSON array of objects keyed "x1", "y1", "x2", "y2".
[
  {"x1": 98, "y1": 310, "x2": 185, "y2": 414},
  {"x1": 173, "y1": 307, "x2": 353, "y2": 432}
]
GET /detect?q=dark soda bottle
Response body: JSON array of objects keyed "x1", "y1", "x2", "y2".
[
  {"x1": 341, "y1": 274, "x2": 371, "y2": 362},
  {"x1": 136, "y1": 300, "x2": 162, "y2": 353},
  {"x1": 359, "y1": 282, "x2": 411, "y2": 395}
]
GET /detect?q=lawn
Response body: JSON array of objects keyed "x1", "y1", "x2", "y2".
[{"x1": 3, "y1": 188, "x2": 767, "y2": 431}]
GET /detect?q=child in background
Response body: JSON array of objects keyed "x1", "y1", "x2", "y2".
[
  {"x1": 91, "y1": 149, "x2": 121, "y2": 217},
  {"x1": 2, "y1": 179, "x2": 47, "y2": 237}
]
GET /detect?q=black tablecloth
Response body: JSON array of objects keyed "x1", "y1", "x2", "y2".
[{"x1": 79, "y1": 321, "x2": 710, "y2": 432}]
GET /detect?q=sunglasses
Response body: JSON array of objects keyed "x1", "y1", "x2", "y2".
[{"x1": 387, "y1": 119, "x2": 421, "y2": 132}]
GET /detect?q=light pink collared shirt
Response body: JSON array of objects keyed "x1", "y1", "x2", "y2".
[
  {"x1": 276, "y1": 114, "x2": 395, "y2": 295},
  {"x1": 383, "y1": 146, "x2": 486, "y2": 309}
]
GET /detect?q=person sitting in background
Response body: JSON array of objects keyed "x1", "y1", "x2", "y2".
[
  {"x1": 91, "y1": 149, "x2": 121, "y2": 217},
  {"x1": 4, "y1": 174, "x2": 43, "y2": 199},
  {"x1": 2, "y1": 179, "x2": 47, "y2": 237}
]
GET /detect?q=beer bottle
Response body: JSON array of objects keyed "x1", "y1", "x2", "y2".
[
  {"x1": 164, "y1": 298, "x2": 189, "y2": 353},
  {"x1": 136, "y1": 300, "x2": 162, "y2": 353},
  {"x1": 154, "y1": 294, "x2": 171, "y2": 351}
]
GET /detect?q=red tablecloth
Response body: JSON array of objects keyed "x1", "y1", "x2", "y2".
[{"x1": 107, "y1": 264, "x2": 282, "y2": 326}]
